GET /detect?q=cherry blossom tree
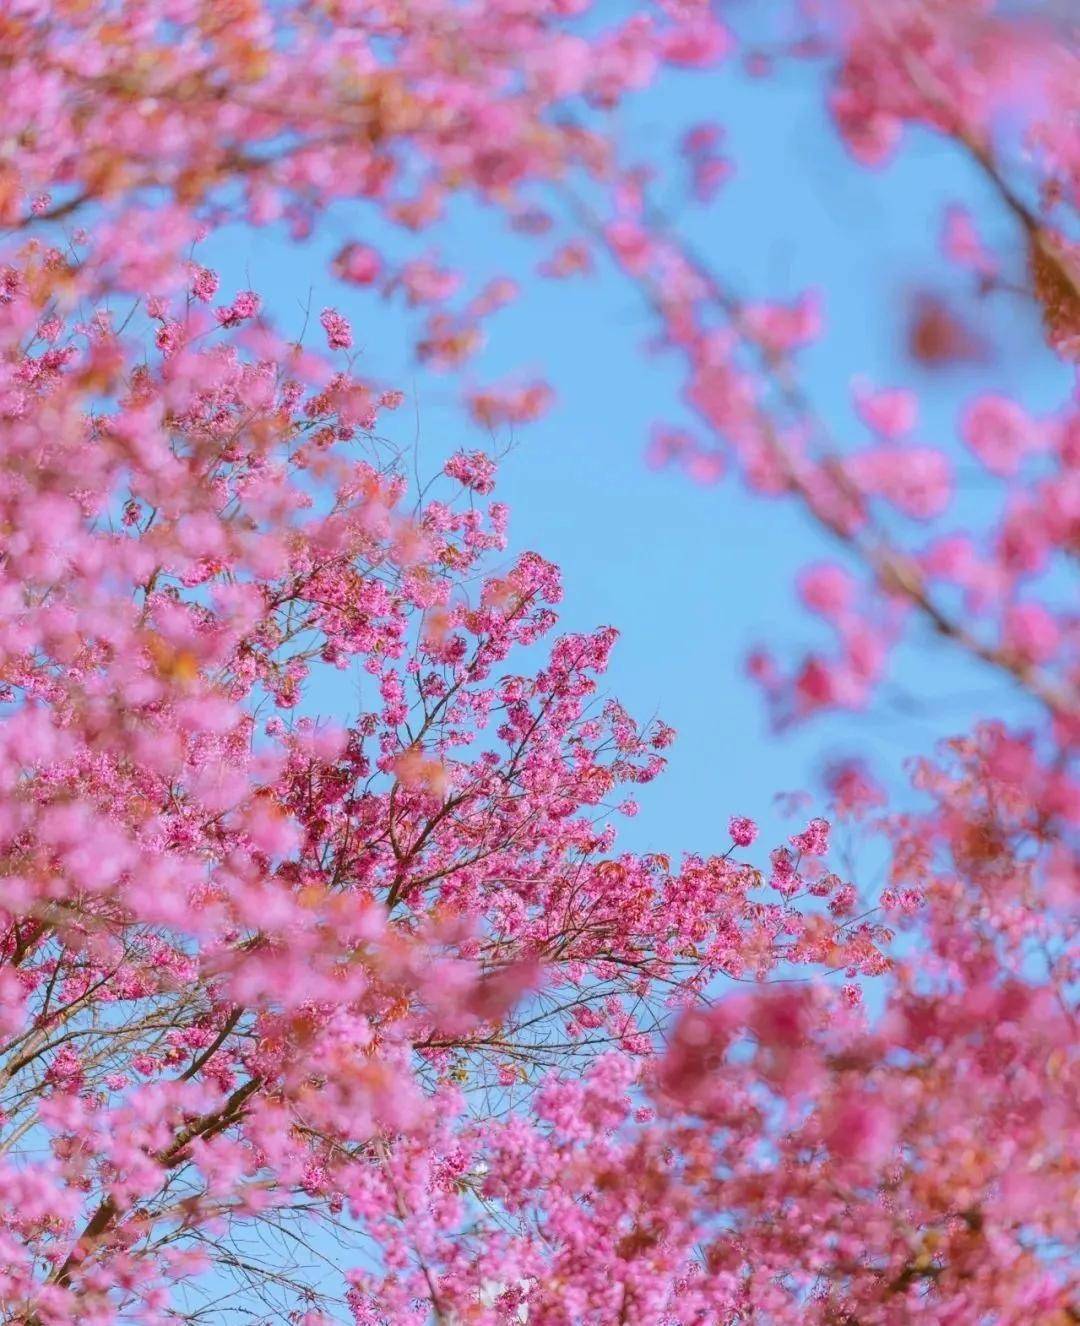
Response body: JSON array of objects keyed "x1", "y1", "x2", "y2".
[{"x1": 0, "y1": 2, "x2": 1076, "y2": 1324}]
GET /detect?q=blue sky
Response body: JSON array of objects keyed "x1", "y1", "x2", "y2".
[{"x1": 202, "y1": 38, "x2": 1069, "y2": 865}]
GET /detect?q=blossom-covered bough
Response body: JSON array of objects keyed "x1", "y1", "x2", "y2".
[
  {"x1": 2, "y1": 229, "x2": 848, "y2": 1319},
  {"x1": 0, "y1": 2, "x2": 1076, "y2": 1324}
]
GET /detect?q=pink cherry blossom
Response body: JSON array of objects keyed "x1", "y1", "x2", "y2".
[
  {"x1": 728, "y1": 815, "x2": 758, "y2": 847},
  {"x1": 0, "y1": 3, "x2": 1075, "y2": 1323},
  {"x1": 320, "y1": 307, "x2": 354, "y2": 351}
]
